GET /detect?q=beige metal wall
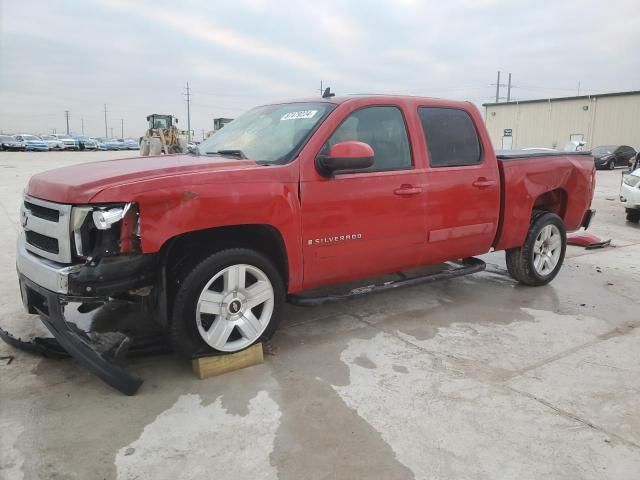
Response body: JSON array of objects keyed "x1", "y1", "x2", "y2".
[{"x1": 484, "y1": 93, "x2": 640, "y2": 150}]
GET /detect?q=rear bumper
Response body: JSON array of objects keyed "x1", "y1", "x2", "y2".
[
  {"x1": 17, "y1": 274, "x2": 143, "y2": 395},
  {"x1": 581, "y1": 209, "x2": 596, "y2": 230}
]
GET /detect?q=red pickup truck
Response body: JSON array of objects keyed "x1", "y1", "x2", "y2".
[{"x1": 8, "y1": 95, "x2": 595, "y2": 394}]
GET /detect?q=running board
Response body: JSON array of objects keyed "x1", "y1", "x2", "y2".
[{"x1": 288, "y1": 257, "x2": 486, "y2": 306}]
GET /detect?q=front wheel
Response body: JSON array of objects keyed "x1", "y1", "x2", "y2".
[
  {"x1": 506, "y1": 212, "x2": 566, "y2": 286},
  {"x1": 608, "y1": 160, "x2": 615, "y2": 170},
  {"x1": 170, "y1": 248, "x2": 285, "y2": 358}
]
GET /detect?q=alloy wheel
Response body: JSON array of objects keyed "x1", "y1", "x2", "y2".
[
  {"x1": 195, "y1": 263, "x2": 274, "y2": 352},
  {"x1": 532, "y1": 224, "x2": 562, "y2": 276}
]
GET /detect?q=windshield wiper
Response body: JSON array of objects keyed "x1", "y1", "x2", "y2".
[{"x1": 205, "y1": 149, "x2": 247, "y2": 159}]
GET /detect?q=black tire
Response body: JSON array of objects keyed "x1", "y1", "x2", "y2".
[
  {"x1": 608, "y1": 159, "x2": 615, "y2": 170},
  {"x1": 170, "y1": 248, "x2": 285, "y2": 358},
  {"x1": 626, "y1": 209, "x2": 640, "y2": 223},
  {"x1": 506, "y1": 212, "x2": 566, "y2": 286}
]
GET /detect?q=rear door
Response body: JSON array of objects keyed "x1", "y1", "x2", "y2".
[
  {"x1": 300, "y1": 105, "x2": 426, "y2": 289},
  {"x1": 417, "y1": 106, "x2": 500, "y2": 263}
]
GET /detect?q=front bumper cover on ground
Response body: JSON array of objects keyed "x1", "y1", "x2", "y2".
[{"x1": 3, "y1": 275, "x2": 171, "y2": 395}]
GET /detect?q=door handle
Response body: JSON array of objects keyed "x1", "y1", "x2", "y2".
[
  {"x1": 472, "y1": 177, "x2": 496, "y2": 189},
  {"x1": 394, "y1": 185, "x2": 422, "y2": 196}
]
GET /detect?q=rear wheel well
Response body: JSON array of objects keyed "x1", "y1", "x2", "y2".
[
  {"x1": 533, "y1": 188, "x2": 567, "y2": 221},
  {"x1": 160, "y1": 225, "x2": 288, "y2": 314}
]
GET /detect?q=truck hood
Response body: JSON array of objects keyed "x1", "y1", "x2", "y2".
[{"x1": 26, "y1": 154, "x2": 261, "y2": 204}]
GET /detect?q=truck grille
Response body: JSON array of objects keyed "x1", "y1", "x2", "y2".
[
  {"x1": 25, "y1": 231, "x2": 59, "y2": 254},
  {"x1": 21, "y1": 196, "x2": 72, "y2": 263},
  {"x1": 24, "y1": 201, "x2": 60, "y2": 222}
]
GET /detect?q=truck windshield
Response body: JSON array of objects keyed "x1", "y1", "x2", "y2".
[{"x1": 199, "y1": 102, "x2": 335, "y2": 164}]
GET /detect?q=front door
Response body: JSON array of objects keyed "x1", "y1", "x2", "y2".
[{"x1": 300, "y1": 105, "x2": 426, "y2": 290}]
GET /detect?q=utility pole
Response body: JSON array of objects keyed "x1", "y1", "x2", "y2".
[
  {"x1": 81, "y1": 117, "x2": 85, "y2": 135},
  {"x1": 103, "y1": 104, "x2": 108, "y2": 137},
  {"x1": 319, "y1": 80, "x2": 323, "y2": 96},
  {"x1": 64, "y1": 110, "x2": 70, "y2": 134},
  {"x1": 121, "y1": 119, "x2": 124, "y2": 138},
  {"x1": 201, "y1": 128, "x2": 205, "y2": 141},
  {"x1": 577, "y1": 81, "x2": 581, "y2": 96},
  {"x1": 491, "y1": 71, "x2": 509, "y2": 103},
  {"x1": 507, "y1": 73, "x2": 512, "y2": 102},
  {"x1": 184, "y1": 82, "x2": 192, "y2": 142},
  {"x1": 110, "y1": 127, "x2": 114, "y2": 138}
]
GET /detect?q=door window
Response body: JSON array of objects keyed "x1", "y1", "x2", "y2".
[
  {"x1": 418, "y1": 107, "x2": 481, "y2": 167},
  {"x1": 326, "y1": 106, "x2": 412, "y2": 172}
]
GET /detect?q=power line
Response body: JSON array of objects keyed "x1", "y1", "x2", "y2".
[{"x1": 184, "y1": 82, "x2": 192, "y2": 142}]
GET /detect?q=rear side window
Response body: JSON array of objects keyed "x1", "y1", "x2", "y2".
[
  {"x1": 326, "y1": 106, "x2": 412, "y2": 172},
  {"x1": 418, "y1": 107, "x2": 481, "y2": 167}
]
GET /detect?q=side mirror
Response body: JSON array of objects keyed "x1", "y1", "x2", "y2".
[{"x1": 316, "y1": 141, "x2": 374, "y2": 177}]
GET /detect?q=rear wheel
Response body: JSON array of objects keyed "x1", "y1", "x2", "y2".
[
  {"x1": 608, "y1": 159, "x2": 615, "y2": 170},
  {"x1": 170, "y1": 248, "x2": 284, "y2": 358},
  {"x1": 626, "y1": 209, "x2": 640, "y2": 223},
  {"x1": 506, "y1": 212, "x2": 566, "y2": 286}
]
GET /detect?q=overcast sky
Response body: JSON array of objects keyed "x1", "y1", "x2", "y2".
[{"x1": 1, "y1": 0, "x2": 639, "y2": 138}]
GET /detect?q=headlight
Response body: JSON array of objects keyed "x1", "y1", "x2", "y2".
[
  {"x1": 93, "y1": 204, "x2": 130, "y2": 230},
  {"x1": 71, "y1": 203, "x2": 139, "y2": 258},
  {"x1": 623, "y1": 174, "x2": 640, "y2": 188}
]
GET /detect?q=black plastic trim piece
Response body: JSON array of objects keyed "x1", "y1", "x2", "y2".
[
  {"x1": 582, "y1": 209, "x2": 595, "y2": 230},
  {"x1": 68, "y1": 254, "x2": 159, "y2": 296}
]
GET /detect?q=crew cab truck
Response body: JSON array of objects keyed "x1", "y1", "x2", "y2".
[{"x1": 8, "y1": 95, "x2": 596, "y2": 394}]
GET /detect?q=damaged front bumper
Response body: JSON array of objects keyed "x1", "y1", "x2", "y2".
[
  {"x1": 2, "y1": 239, "x2": 167, "y2": 395},
  {"x1": 15, "y1": 274, "x2": 144, "y2": 395}
]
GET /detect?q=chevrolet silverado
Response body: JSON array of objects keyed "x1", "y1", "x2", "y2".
[{"x1": 7, "y1": 95, "x2": 596, "y2": 394}]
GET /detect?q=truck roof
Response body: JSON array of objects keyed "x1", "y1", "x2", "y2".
[{"x1": 267, "y1": 94, "x2": 474, "y2": 109}]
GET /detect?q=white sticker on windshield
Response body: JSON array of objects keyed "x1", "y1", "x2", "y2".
[{"x1": 281, "y1": 110, "x2": 318, "y2": 121}]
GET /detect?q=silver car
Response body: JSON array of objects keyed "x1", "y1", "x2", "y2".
[{"x1": 41, "y1": 135, "x2": 65, "y2": 151}]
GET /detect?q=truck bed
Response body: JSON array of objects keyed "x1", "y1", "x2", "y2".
[
  {"x1": 493, "y1": 152, "x2": 595, "y2": 250},
  {"x1": 496, "y1": 150, "x2": 593, "y2": 160}
]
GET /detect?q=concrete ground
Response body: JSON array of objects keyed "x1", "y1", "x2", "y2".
[{"x1": 1, "y1": 151, "x2": 639, "y2": 480}]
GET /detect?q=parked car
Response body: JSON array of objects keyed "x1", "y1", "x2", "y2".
[
  {"x1": 50, "y1": 134, "x2": 79, "y2": 151},
  {"x1": 91, "y1": 138, "x2": 108, "y2": 150},
  {"x1": 41, "y1": 135, "x2": 65, "y2": 151},
  {"x1": 591, "y1": 145, "x2": 636, "y2": 170},
  {"x1": 620, "y1": 167, "x2": 640, "y2": 222},
  {"x1": 0, "y1": 135, "x2": 25, "y2": 151},
  {"x1": 13, "y1": 134, "x2": 49, "y2": 151},
  {"x1": 74, "y1": 136, "x2": 98, "y2": 151},
  {"x1": 94, "y1": 138, "x2": 124, "y2": 150},
  {"x1": 563, "y1": 140, "x2": 586, "y2": 152},
  {"x1": 522, "y1": 148, "x2": 558, "y2": 152},
  {"x1": 11, "y1": 95, "x2": 596, "y2": 394},
  {"x1": 121, "y1": 138, "x2": 140, "y2": 150}
]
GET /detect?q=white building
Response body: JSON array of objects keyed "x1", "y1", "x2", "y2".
[{"x1": 483, "y1": 90, "x2": 640, "y2": 150}]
